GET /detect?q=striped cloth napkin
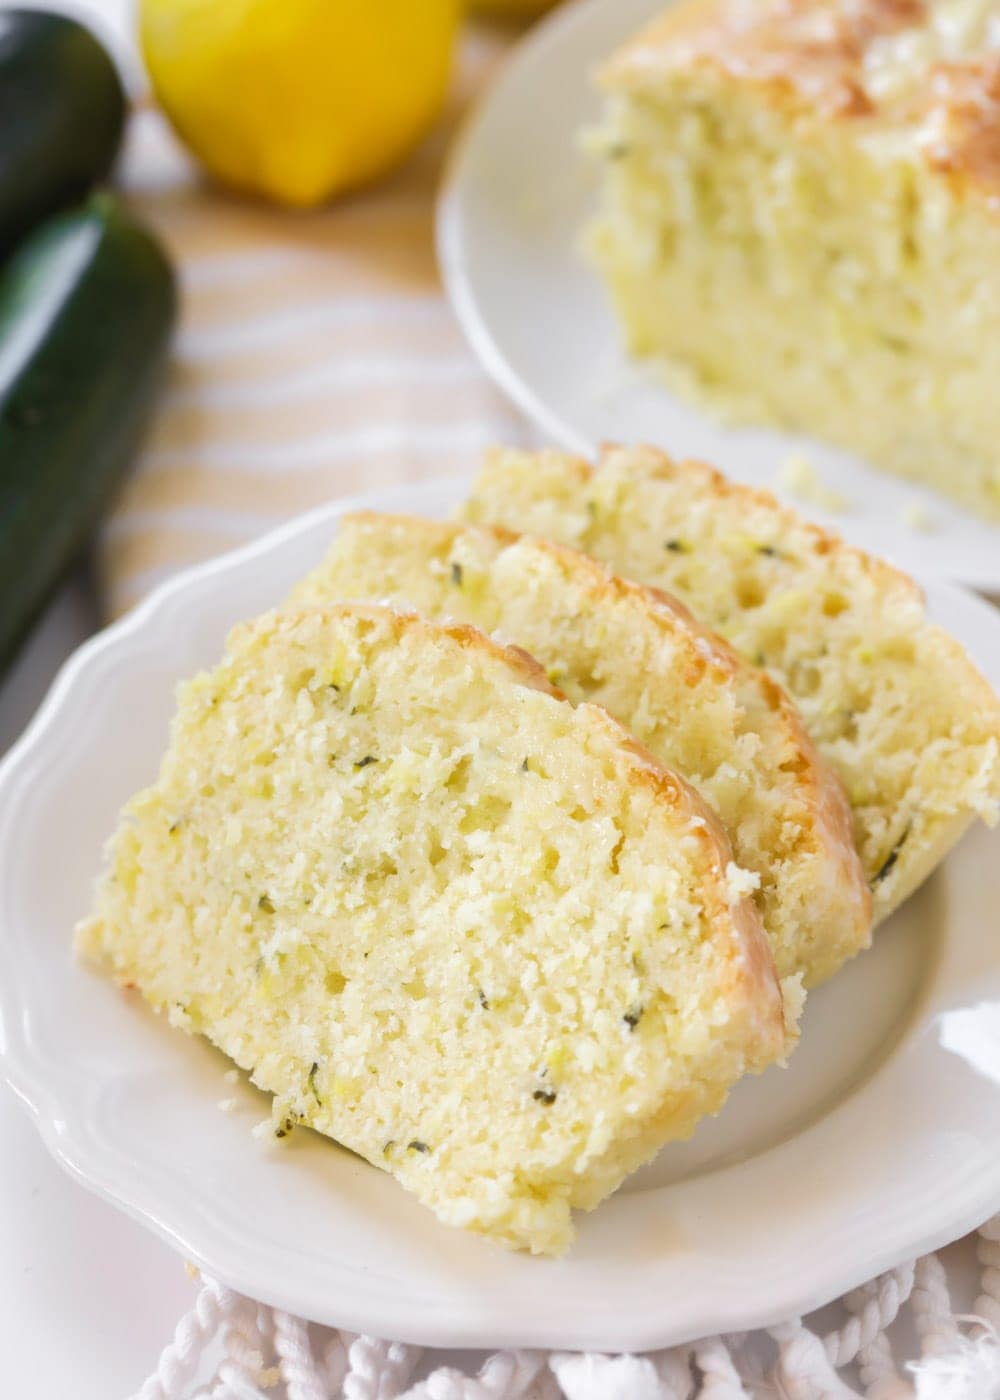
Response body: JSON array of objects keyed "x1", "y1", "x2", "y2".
[{"x1": 103, "y1": 24, "x2": 534, "y2": 620}]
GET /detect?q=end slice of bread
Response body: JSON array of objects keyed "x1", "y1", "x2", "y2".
[
  {"x1": 291, "y1": 513, "x2": 870, "y2": 989},
  {"x1": 460, "y1": 444, "x2": 1000, "y2": 921},
  {"x1": 585, "y1": 0, "x2": 1000, "y2": 518},
  {"x1": 77, "y1": 604, "x2": 784, "y2": 1254}
]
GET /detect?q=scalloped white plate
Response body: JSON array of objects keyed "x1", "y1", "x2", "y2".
[
  {"x1": 2, "y1": 477, "x2": 1000, "y2": 1352},
  {"x1": 437, "y1": 0, "x2": 1000, "y2": 589}
]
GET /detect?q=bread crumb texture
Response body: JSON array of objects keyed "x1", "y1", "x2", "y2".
[
  {"x1": 461, "y1": 444, "x2": 1000, "y2": 922},
  {"x1": 292, "y1": 513, "x2": 869, "y2": 988},
  {"x1": 76, "y1": 604, "x2": 784, "y2": 1254}
]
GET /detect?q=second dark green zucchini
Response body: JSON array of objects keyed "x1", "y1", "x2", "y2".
[{"x1": 0, "y1": 193, "x2": 177, "y2": 673}]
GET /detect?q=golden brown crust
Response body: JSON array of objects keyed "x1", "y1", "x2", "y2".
[
  {"x1": 285, "y1": 598, "x2": 565, "y2": 699},
  {"x1": 923, "y1": 56, "x2": 1000, "y2": 194},
  {"x1": 760, "y1": 671, "x2": 872, "y2": 939},
  {"x1": 604, "y1": 0, "x2": 924, "y2": 116},
  {"x1": 344, "y1": 508, "x2": 753, "y2": 685},
  {"x1": 340, "y1": 511, "x2": 866, "y2": 845},
  {"x1": 579, "y1": 702, "x2": 786, "y2": 1059},
  {"x1": 530, "y1": 534, "x2": 739, "y2": 675},
  {"x1": 528, "y1": 523, "x2": 872, "y2": 971},
  {"x1": 317, "y1": 527, "x2": 564, "y2": 697},
  {"x1": 438, "y1": 620, "x2": 565, "y2": 698},
  {"x1": 603, "y1": 0, "x2": 1000, "y2": 198},
  {"x1": 596, "y1": 442, "x2": 926, "y2": 610}
]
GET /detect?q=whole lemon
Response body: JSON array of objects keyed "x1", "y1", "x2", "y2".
[{"x1": 139, "y1": 0, "x2": 462, "y2": 206}]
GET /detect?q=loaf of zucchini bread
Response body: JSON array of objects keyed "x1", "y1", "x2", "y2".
[
  {"x1": 77, "y1": 604, "x2": 784, "y2": 1254},
  {"x1": 291, "y1": 513, "x2": 870, "y2": 989},
  {"x1": 585, "y1": 0, "x2": 1000, "y2": 517},
  {"x1": 461, "y1": 444, "x2": 1000, "y2": 920}
]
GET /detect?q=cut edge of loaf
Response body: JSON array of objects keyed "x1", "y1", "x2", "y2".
[
  {"x1": 585, "y1": 2, "x2": 1000, "y2": 520},
  {"x1": 77, "y1": 602, "x2": 786, "y2": 1254}
]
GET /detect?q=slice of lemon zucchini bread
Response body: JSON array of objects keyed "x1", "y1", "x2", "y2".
[
  {"x1": 461, "y1": 444, "x2": 1000, "y2": 921},
  {"x1": 76, "y1": 604, "x2": 784, "y2": 1254},
  {"x1": 585, "y1": 0, "x2": 1000, "y2": 517},
  {"x1": 290, "y1": 513, "x2": 869, "y2": 989}
]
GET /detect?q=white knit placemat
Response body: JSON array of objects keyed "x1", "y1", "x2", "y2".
[{"x1": 133, "y1": 1218, "x2": 1000, "y2": 1400}]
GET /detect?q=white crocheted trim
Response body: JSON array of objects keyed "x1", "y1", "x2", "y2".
[{"x1": 133, "y1": 1214, "x2": 1000, "y2": 1400}]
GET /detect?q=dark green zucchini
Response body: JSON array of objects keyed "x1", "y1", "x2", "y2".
[
  {"x1": 0, "y1": 193, "x2": 176, "y2": 673},
  {"x1": 0, "y1": 10, "x2": 127, "y2": 258}
]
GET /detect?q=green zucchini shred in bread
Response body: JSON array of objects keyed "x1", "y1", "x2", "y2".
[
  {"x1": 291, "y1": 513, "x2": 870, "y2": 989},
  {"x1": 460, "y1": 444, "x2": 1000, "y2": 921},
  {"x1": 77, "y1": 604, "x2": 785, "y2": 1254}
]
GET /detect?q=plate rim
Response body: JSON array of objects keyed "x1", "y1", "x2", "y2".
[{"x1": 2, "y1": 477, "x2": 1000, "y2": 1352}]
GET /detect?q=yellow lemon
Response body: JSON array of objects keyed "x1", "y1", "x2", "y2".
[{"x1": 139, "y1": 0, "x2": 461, "y2": 206}]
